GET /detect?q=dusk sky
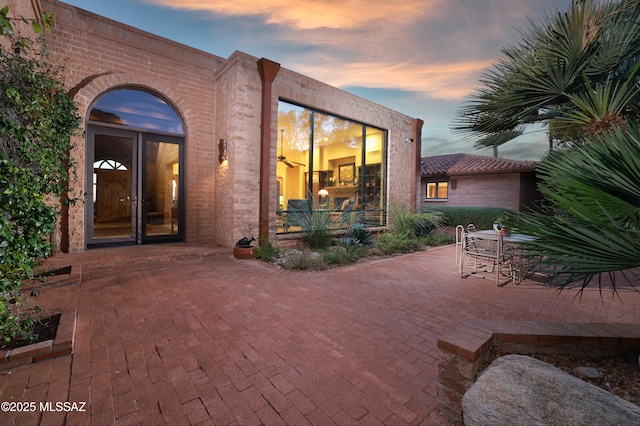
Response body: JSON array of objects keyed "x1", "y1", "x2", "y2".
[{"x1": 62, "y1": 0, "x2": 573, "y2": 160}]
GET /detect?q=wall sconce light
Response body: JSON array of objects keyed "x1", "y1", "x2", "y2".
[
  {"x1": 218, "y1": 139, "x2": 228, "y2": 164},
  {"x1": 404, "y1": 138, "x2": 414, "y2": 143}
]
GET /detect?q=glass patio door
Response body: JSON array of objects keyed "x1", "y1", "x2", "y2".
[
  {"x1": 88, "y1": 127, "x2": 137, "y2": 245},
  {"x1": 87, "y1": 126, "x2": 184, "y2": 247},
  {"x1": 140, "y1": 134, "x2": 183, "y2": 242}
]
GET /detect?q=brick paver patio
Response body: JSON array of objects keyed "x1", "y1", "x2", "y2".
[{"x1": 1, "y1": 243, "x2": 639, "y2": 425}]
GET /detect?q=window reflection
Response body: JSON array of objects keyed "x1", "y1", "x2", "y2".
[
  {"x1": 90, "y1": 89, "x2": 184, "y2": 134},
  {"x1": 427, "y1": 182, "x2": 448, "y2": 199},
  {"x1": 144, "y1": 141, "x2": 180, "y2": 236},
  {"x1": 277, "y1": 101, "x2": 387, "y2": 233}
]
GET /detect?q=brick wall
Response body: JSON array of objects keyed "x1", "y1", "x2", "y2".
[
  {"x1": 214, "y1": 52, "x2": 412, "y2": 246},
  {"x1": 20, "y1": 1, "x2": 418, "y2": 250},
  {"x1": 450, "y1": 173, "x2": 522, "y2": 210},
  {"x1": 214, "y1": 52, "x2": 264, "y2": 247},
  {"x1": 422, "y1": 173, "x2": 525, "y2": 211},
  {"x1": 213, "y1": 54, "x2": 417, "y2": 246},
  {"x1": 39, "y1": 0, "x2": 223, "y2": 251}
]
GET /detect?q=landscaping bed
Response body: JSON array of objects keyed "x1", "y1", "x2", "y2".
[{"x1": 530, "y1": 351, "x2": 640, "y2": 406}]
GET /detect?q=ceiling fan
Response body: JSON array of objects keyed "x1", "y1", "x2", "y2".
[{"x1": 278, "y1": 128, "x2": 306, "y2": 168}]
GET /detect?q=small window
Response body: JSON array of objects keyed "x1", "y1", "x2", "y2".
[{"x1": 427, "y1": 181, "x2": 448, "y2": 199}]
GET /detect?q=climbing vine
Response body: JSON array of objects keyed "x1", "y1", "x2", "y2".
[{"x1": 0, "y1": 6, "x2": 80, "y2": 342}]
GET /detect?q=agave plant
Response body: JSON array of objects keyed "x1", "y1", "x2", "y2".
[
  {"x1": 285, "y1": 207, "x2": 339, "y2": 250},
  {"x1": 519, "y1": 123, "x2": 640, "y2": 290},
  {"x1": 341, "y1": 224, "x2": 374, "y2": 247}
]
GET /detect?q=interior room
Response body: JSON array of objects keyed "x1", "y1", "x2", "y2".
[{"x1": 276, "y1": 101, "x2": 386, "y2": 233}]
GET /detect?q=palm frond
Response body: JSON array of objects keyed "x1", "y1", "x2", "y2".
[
  {"x1": 473, "y1": 127, "x2": 525, "y2": 150},
  {"x1": 520, "y1": 123, "x2": 640, "y2": 289},
  {"x1": 454, "y1": 0, "x2": 640, "y2": 151},
  {"x1": 556, "y1": 67, "x2": 640, "y2": 132}
]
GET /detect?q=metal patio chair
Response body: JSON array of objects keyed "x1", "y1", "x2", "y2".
[{"x1": 460, "y1": 231, "x2": 514, "y2": 287}]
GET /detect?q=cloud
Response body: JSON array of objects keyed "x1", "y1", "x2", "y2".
[
  {"x1": 143, "y1": 0, "x2": 431, "y2": 30},
  {"x1": 141, "y1": 0, "x2": 572, "y2": 103},
  {"x1": 134, "y1": 0, "x2": 572, "y2": 160},
  {"x1": 292, "y1": 59, "x2": 493, "y2": 101}
]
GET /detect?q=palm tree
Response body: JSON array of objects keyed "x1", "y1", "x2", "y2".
[
  {"x1": 455, "y1": 0, "x2": 640, "y2": 291},
  {"x1": 518, "y1": 124, "x2": 640, "y2": 290},
  {"x1": 454, "y1": 0, "x2": 640, "y2": 152}
]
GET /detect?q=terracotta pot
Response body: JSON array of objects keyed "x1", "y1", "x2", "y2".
[{"x1": 233, "y1": 246, "x2": 255, "y2": 259}]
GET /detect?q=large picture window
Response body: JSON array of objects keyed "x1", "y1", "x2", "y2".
[{"x1": 277, "y1": 101, "x2": 387, "y2": 233}]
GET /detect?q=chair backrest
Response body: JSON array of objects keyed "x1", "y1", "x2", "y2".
[
  {"x1": 463, "y1": 232, "x2": 499, "y2": 260},
  {"x1": 287, "y1": 199, "x2": 310, "y2": 212},
  {"x1": 286, "y1": 199, "x2": 311, "y2": 228},
  {"x1": 340, "y1": 199, "x2": 353, "y2": 211}
]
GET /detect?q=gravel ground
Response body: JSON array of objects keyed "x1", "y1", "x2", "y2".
[{"x1": 530, "y1": 352, "x2": 640, "y2": 406}]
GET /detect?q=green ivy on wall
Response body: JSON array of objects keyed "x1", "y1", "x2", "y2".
[{"x1": 0, "y1": 6, "x2": 80, "y2": 342}]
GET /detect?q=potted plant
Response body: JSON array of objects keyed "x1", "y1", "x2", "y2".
[
  {"x1": 493, "y1": 216, "x2": 511, "y2": 236},
  {"x1": 233, "y1": 236, "x2": 256, "y2": 259}
]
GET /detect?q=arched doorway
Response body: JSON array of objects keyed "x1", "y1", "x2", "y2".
[{"x1": 86, "y1": 89, "x2": 185, "y2": 247}]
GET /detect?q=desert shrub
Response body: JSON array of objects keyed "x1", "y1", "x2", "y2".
[
  {"x1": 323, "y1": 245, "x2": 368, "y2": 266},
  {"x1": 340, "y1": 224, "x2": 374, "y2": 247},
  {"x1": 389, "y1": 204, "x2": 443, "y2": 237},
  {"x1": 286, "y1": 208, "x2": 337, "y2": 250},
  {"x1": 304, "y1": 228, "x2": 335, "y2": 251},
  {"x1": 407, "y1": 213, "x2": 441, "y2": 238},
  {"x1": 375, "y1": 231, "x2": 422, "y2": 254},
  {"x1": 254, "y1": 241, "x2": 281, "y2": 262}
]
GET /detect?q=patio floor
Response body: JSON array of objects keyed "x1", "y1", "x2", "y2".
[{"x1": 1, "y1": 243, "x2": 639, "y2": 425}]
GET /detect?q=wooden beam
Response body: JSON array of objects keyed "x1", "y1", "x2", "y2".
[
  {"x1": 257, "y1": 58, "x2": 281, "y2": 245},
  {"x1": 410, "y1": 118, "x2": 423, "y2": 211}
]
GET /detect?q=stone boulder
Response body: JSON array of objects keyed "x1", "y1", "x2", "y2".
[{"x1": 462, "y1": 354, "x2": 640, "y2": 426}]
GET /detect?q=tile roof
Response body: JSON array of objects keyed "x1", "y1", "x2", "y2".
[{"x1": 421, "y1": 153, "x2": 537, "y2": 177}]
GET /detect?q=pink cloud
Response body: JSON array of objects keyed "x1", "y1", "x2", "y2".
[{"x1": 143, "y1": 0, "x2": 432, "y2": 29}]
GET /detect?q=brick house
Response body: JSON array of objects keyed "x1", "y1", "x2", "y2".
[
  {"x1": 13, "y1": 0, "x2": 423, "y2": 252},
  {"x1": 421, "y1": 154, "x2": 539, "y2": 212}
]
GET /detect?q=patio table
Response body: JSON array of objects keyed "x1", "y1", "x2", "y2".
[
  {"x1": 471, "y1": 229, "x2": 536, "y2": 243},
  {"x1": 471, "y1": 230, "x2": 537, "y2": 285}
]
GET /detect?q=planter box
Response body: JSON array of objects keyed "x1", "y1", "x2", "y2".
[{"x1": 0, "y1": 308, "x2": 77, "y2": 372}]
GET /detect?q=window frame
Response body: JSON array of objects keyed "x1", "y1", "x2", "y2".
[
  {"x1": 426, "y1": 180, "x2": 449, "y2": 200},
  {"x1": 276, "y1": 99, "x2": 388, "y2": 233}
]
